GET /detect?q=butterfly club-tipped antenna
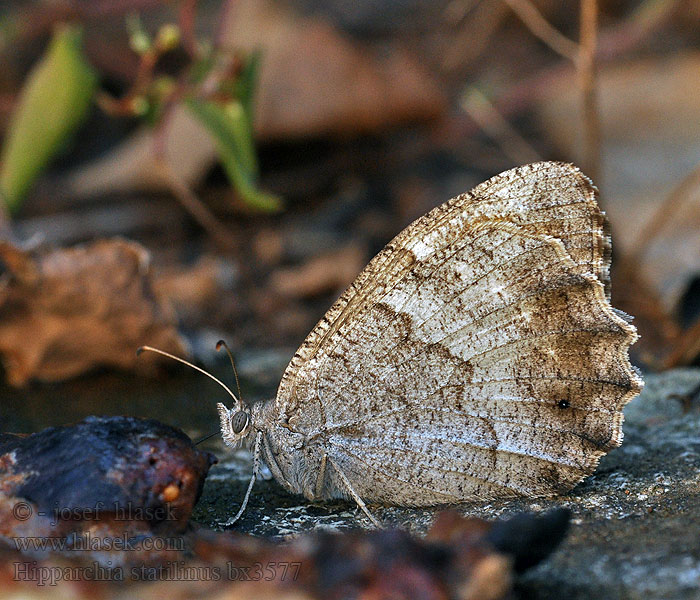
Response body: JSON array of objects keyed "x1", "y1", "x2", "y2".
[
  {"x1": 194, "y1": 430, "x2": 220, "y2": 445},
  {"x1": 215, "y1": 339, "x2": 243, "y2": 402},
  {"x1": 213, "y1": 339, "x2": 255, "y2": 446},
  {"x1": 136, "y1": 345, "x2": 242, "y2": 412}
]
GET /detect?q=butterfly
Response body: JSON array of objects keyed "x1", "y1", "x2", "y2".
[{"x1": 141, "y1": 161, "x2": 643, "y2": 527}]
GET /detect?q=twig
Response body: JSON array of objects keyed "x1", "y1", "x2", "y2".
[
  {"x1": 614, "y1": 160, "x2": 700, "y2": 369},
  {"x1": 484, "y1": 0, "x2": 672, "y2": 129},
  {"x1": 663, "y1": 315, "x2": 700, "y2": 369},
  {"x1": 155, "y1": 159, "x2": 236, "y2": 251},
  {"x1": 215, "y1": 0, "x2": 238, "y2": 49},
  {"x1": 178, "y1": 0, "x2": 199, "y2": 57},
  {"x1": 441, "y1": 1, "x2": 667, "y2": 154},
  {"x1": 578, "y1": 0, "x2": 601, "y2": 185},
  {"x1": 598, "y1": 0, "x2": 679, "y2": 61},
  {"x1": 499, "y1": 1, "x2": 601, "y2": 181},
  {"x1": 443, "y1": 0, "x2": 672, "y2": 168},
  {"x1": 623, "y1": 161, "x2": 700, "y2": 266},
  {"x1": 461, "y1": 87, "x2": 541, "y2": 165},
  {"x1": 442, "y1": 2, "x2": 508, "y2": 71},
  {"x1": 97, "y1": 44, "x2": 161, "y2": 116},
  {"x1": 502, "y1": 0, "x2": 579, "y2": 62}
]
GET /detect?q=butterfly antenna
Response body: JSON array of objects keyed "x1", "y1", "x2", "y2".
[
  {"x1": 216, "y1": 340, "x2": 243, "y2": 402},
  {"x1": 136, "y1": 346, "x2": 240, "y2": 407},
  {"x1": 195, "y1": 430, "x2": 220, "y2": 445}
]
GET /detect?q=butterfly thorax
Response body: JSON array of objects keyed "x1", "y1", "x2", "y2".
[{"x1": 249, "y1": 399, "x2": 315, "y2": 497}]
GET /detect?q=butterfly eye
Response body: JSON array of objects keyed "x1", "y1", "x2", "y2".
[{"x1": 231, "y1": 411, "x2": 249, "y2": 434}]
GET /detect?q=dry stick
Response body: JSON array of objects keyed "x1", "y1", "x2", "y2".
[
  {"x1": 178, "y1": 0, "x2": 199, "y2": 57},
  {"x1": 473, "y1": 1, "x2": 575, "y2": 169},
  {"x1": 663, "y1": 315, "x2": 700, "y2": 369},
  {"x1": 156, "y1": 159, "x2": 236, "y2": 251},
  {"x1": 144, "y1": 29, "x2": 243, "y2": 251},
  {"x1": 614, "y1": 162, "x2": 700, "y2": 369},
  {"x1": 442, "y1": 1, "x2": 509, "y2": 71},
  {"x1": 444, "y1": 0, "x2": 673, "y2": 150},
  {"x1": 215, "y1": 0, "x2": 238, "y2": 49},
  {"x1": 623, "y1": 162, "x2": 700, "y2": 265},
  {"x1": 578, "y1": 0, "x2": 601, "y2": 186},
  {"x1": 598, "y1": 0, "x2": 678, "y2": 61},
  {"x1": 503, "y1": 0, "x2": 602, "y2": 185},
  {"x1": 97, "y1": 37, "x2": 162, "y2": 117},
  {"x1": 502, "y1": 0, "x2": 579, "y2": 61},
  {"x1": 461, "y1": 88, "x2": 541, "y2": 165}
]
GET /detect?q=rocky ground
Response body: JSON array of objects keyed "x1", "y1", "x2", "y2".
[{"x1": 193, "y1": 367, "x2": 700, "y2": 600}]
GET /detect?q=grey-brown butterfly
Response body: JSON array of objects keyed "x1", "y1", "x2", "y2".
[{"x1": 142, "y1": 161, "x2": 643, "y2": 527}]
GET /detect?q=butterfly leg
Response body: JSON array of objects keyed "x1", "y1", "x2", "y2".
[
  {"x1": 327, "y1": 455, "x2": 382, "y2": 528},
  {"x1": 222, "y1": 430, "x2": 263, "y2": 527},
  {"x1": 314, "y1": 453, "x2": 327, "y2": 499}
]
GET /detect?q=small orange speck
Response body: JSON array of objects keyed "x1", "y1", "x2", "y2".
[{"x1": 161, "y1": 484, "x2": 180, "y2": 502}]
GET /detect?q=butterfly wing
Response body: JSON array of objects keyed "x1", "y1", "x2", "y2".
[{"x1": 275, "y1": 162, "x2": 642, "y2": 504}]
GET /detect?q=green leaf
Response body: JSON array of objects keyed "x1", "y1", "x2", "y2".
[
  {"x1": 235, "y1": 50, "x2": 261, "y2": 120},
  {"x1": 189, "y1": 51, "x2": 217, "y2": 86},
  {"x1": 0, "y1": 25, "x2": 98, "y2": 213},
  {"x1": 186, "y1": 96, "x2": 282, "y2": 213}
]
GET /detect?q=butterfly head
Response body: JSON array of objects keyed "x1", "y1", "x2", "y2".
[
  {"x1": 137, "y1": 341, "x2": 252, "y2": 449},
  {"x1": 217, "y1": 402, "x2": 252, "y2": 447}
]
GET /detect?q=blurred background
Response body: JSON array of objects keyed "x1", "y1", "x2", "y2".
[{"x1": 0, "y1": 0, "x2": 699, "y2": 434}]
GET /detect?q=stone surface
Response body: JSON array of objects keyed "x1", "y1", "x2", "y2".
[{"x1": 193, "y1": 367, "x2": 700, "y2": 599}]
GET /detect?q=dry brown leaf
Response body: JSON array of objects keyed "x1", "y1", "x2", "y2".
[{"x1": 0, "y1": 237, "x2": 186, "y2": 386}]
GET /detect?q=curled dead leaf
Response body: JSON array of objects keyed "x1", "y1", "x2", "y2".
[{"x1": 0, "y1": 237, "x2": 186, "y2": 386}]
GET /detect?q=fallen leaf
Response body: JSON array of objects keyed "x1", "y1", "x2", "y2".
[{"x1": 0, "y1": 237, "x2": 186, "y2": 386}]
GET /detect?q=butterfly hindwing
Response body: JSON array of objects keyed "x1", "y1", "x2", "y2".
[{"x1": 274, "y1": 162, "x2": 642, "y2": 503}]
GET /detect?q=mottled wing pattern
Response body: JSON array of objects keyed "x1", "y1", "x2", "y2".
[{"x1": 275, "y1": 162, "x2": 642, "y2": 504}]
